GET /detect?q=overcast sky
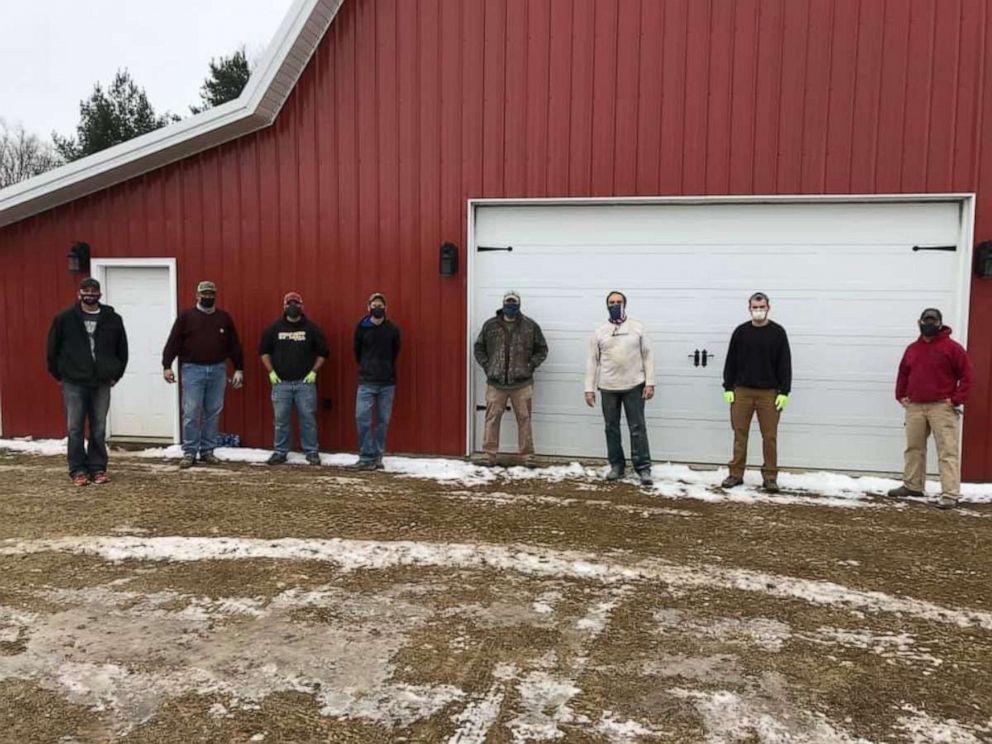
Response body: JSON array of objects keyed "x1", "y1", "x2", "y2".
[{"x1": 1, "y1": 0, "x2": 295, "y2": 141}]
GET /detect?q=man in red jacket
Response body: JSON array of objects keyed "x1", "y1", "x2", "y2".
[{"x1": 888, "y1": 308, "x2": 973, "y2": 509}]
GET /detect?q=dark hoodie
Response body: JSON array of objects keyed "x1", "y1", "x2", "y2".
[
  {"x1": 895, "y1": 326, "x2": 973, "y2": 405},
  {"x1": 353, "y1": 317, "x2": 401, "y2": 384},
  {"x1": 258, "y1": 315, "x2": 329, "y2": 381},
  {"x1": 46, "y1": 303, "x2": 129, "y2": 385}
]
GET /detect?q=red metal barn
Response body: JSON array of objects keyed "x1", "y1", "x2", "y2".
[{"x1": 2, "y1": 0, "x2": 992, "y2": 479}]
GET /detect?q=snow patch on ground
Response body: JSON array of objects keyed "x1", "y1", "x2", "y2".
[
  {"x1": 3, "y1": 535, "x2": 991, "y2": 630},
  {"x1": 595, "y1": 711, "x2": 664, "y2": 741},
  {"x1": 446, "y1": 681, "x2": 505, "y2": 744},
  {"x1": 895, "y1": 705, "x2": 992, "y2": 743},
  {"x1": 802, "y1": 626, "x2": 943, "y2": 668},
  {"x1": 5, "y1": 437, "x2": 992, "y2": 505},
  {"x1": 655, "y1": 609, "x2": 792, "y2": 653},
  {"x1": 501, "y1": 667, "x2": 586, "y2": 742}
]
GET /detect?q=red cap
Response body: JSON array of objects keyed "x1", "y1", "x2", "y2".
[{"x1": 283, "y1": 291, "x2": 303, "y2": 304}]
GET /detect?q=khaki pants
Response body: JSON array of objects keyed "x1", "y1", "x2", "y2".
[
  {"x1": 729, "y1": 386, "x2": 780, "y2": 481},
  {"x1": 903, "y1": 401, "x2": 961, "y2": 498},
  {"x1": 484, "y1": 384, "x2": 534, "y2": 457}
]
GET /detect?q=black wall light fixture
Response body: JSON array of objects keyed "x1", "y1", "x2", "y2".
[
  {"x1": 439, "y1": 242, "x2": 458, "y2": 276},
  {"x1": 68, "y1": 241, "x2": 90, "y2": 273},
  {"x1": 976, "y1": 241, "x2": 992, "y2": 279}
]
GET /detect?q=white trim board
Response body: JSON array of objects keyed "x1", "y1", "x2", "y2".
[
  {"x1": 90, "y1": 258, "x2": 180, "y2": 445},
  {"x1": 465, "y1": 193, "x2": 976, "y2": 464},
  {"x1": 0, "y1": 0, "x2": 345, "y2": 229}
]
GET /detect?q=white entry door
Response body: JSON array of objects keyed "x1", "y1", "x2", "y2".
[
  {"x1": 470, "y1": 200, "x2": 969, "y2": 473},
  {"x1": 101, "y1": 264, "x2": 178, "y2": 442}
]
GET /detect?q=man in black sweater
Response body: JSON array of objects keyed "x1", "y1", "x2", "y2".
[
  {"x1": 352, "y1": 292, "x2": 401, "y2": 469},
  {"x1": 259, "y1": 291, "x2": 329, "y2": 465},
  {"x1": 161, "y1": 280, "x2": 244, "y2": 468},
  {"x1": 46, "y1": 277, "x2": 129, "y2": 486},
  {"x1": 721, "y1": 292, "x2": 792, "y2": 493}
]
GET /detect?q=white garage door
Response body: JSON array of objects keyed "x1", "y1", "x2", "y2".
[
  {"x1": 101, "y1": 265, "x2": 178, "y2": 442},
  {"x1": 470, "y1": 200, "x2": 969, "y2": 473}
]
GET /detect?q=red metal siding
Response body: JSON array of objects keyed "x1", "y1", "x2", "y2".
[{"x1": 3, "y1": 0, "x2": 992, "y2": 478}]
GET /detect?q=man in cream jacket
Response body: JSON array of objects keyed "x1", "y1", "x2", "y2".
[{"x1": 584, "y1": 291, "x2": 656, "y2": 485}]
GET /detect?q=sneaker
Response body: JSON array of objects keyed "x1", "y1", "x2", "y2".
[
  {"x1": 178, "y1": 455, "x2": 196, "y2": 469},
  {"x1": 91, "y1": 472, "x2": 111, "y2": 485},
  {"x1": 886, "y1": 485, "x2": 925, "y2": 499},
  {"x1": 933, "y1": 495, "x2": 959, "y2": 510},
  {"x1": 720, "y1": 476, "x2": 744, "y2": 489},
  {"x1": 353, "y1": 459, "x2": 377, "y2": 471},
  {"x1": 605, "y1": 466, "x2": 625, "y2": 482},
  {"x1": 637, "y1": 470, "x2": 654, "y2": 487},
  {"x1": 373, "y1": 457, "x2": 385, "y2": 470},
  {"x1": 71, "y1": 473, "x2": 90, "y2": 487},
  {"x1": 200, "y1": 452, "x2": 221, "y2": 465},
  {"x1": 267, "y1": 452, "x2": 288, "y2": 465},
  {"x1": 762, "y1": 480, "x2": 780, "y2": 494},
  {"x1": 306, "y1": 452, "x2": 321, "y2": 466}
]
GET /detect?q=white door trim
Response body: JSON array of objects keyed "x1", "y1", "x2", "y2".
[
  {"x1": 465, "y1": 193, "x2": 976, "y2": 460},
  {"x1": 90, "y1": 257, "x2": 180, "y2": 444}
]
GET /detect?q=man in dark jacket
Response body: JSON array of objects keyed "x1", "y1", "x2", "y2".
[
  {"x1": 259, "y1": 291, "x2": 329, "y2": 466},
  {"x1": 162, "y1": 280, "x2": 244, "y2": 468},
  {"x1": 721, "y1": 292, "x2": 792, "y2": 493},
  {"x1": 888, "y1": 308, "x2": 973, "y2": 509},
  {"x1": 352, "y1": 292, "x2": 401, "y2": 470},
  {"x1": 473, "y1": 291, "x2": 548, "y2": 466},
  {"x1": 46, "y1": 277, "x2": 129, "y2": 486}
]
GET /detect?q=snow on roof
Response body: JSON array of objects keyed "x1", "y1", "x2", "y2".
[{"x1": 0, "y1": 0, "x2": 344, "y2": 229}]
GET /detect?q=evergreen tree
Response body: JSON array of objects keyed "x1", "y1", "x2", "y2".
[
  {"x1": 191, "y1": 46, "x2": 252, "y2": 114},
  {"x1": 53, "y1": 69, "x2": 176, "y2": 162}
]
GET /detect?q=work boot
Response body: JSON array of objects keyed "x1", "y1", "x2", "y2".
[
  {"x1": 306, "y1": 452, "x2": 321, "y2": 466},
  {"x1": 762, "y1": 480, "x2": 780, "y2": 494},
  {"x1": 373, "y1": 457, "x2": 385, "y2": 470},
  {"x1": 637, "y1": 470, "x2": 654, "y2": 487},
  {"x1": 200, "y1": 452, "x2": 221, "y2": 465},
  {"x1": 886, "y1": 485, "x2": 924, "y2": 499},
  {"x1": 353, "y1": 459, "x2": 377, "y2": 471},
  {"x1": 720, "y1": 475, "x2": 743, "y2": 489},
  {"x1": 605, "y1": 465, "x2": 625, "y2": 482},
  {"x1": 933, "y1": 495, "x2": 959, "y2": 510},
  {"x1": 267, "y1": 452, "x2": 288, "y2": 465},
  {"x1": 178, "y1": 455, "x2": 195, "y2": 470}
]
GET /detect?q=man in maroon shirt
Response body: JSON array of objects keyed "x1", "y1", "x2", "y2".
[
  {"x1": 888, "y1": 308, "x2": 973, "y2": 509},
  {"x1": 162, "y1": 281, "x2": 244, "y2": 469}
]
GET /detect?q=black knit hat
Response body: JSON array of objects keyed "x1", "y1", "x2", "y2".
[
  {"x1": 920, "y1": 307, "x2": 943, "y2": 322},
  {"x1": 79, "y1": 277, "x2": 101, "y2": 291}
]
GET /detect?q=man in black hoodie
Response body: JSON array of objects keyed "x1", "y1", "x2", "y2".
[
  {"x1": 259, "y1": 291, "x2": 329, "y2": 465},
  {"x1": 353, "y1": 292, "x2": 401, "y2": 470},
  {"x1": 46, "y1": 277, "x2": 129, "y2": 486}
]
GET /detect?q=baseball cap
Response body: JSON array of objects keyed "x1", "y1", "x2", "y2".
[
  {"x1": 367, "y1": 292, "x2": 386, "y2": 305},
  {"x1": 196, "y1": 280, "x2": 217, "y2": 294},
  {"x1": 920, "y1": 308, "x2": 943, "y2": 322},
  {"x1": 283, "y1": 291, "x2": 303, "y2": 305},
  {"x1": 503, "y1": 290, "x2": 521, "y2": 304}
]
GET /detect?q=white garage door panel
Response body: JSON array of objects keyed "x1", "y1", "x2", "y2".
[{"x1": 471, "y1": 201, "x2": 966, "y2": 473}]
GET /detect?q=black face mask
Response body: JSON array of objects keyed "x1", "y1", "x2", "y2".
[
  {"x1": 199, "y1": 297, "x2": 216, "y2": 309},
  {"x1": 80, "y1": 294, "x2": 101, "y2": 306},
  {"x1": 920, "y1": 323, "x2": 940, "y2": 338},
  {"x1": 285, "y1": 304, "x2": 302, "y2": 319},
  {"x1": 370, "y1": 307, "x2": 385, "y2": 319}
]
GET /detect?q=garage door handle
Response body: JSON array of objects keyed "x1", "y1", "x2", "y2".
[
  {"x1": 688, "y1": 350, "x2": 700, "y2": 367},
  {"x1": 476, "y1": 404, "x2": 511, "y2": 411},
  {"x1": 478, "y1": 245, "x2": 514, "y2": 252},
  {"x1": 912, "y1": 245, "x2": 956, "y2": 252},
  {"x1": 701, "y1": 349, "x2": 715, "y2": 367}
]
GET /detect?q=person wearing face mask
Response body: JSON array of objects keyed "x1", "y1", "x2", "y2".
[
  {"x1": 46, "y1": 277, "x2": 129, "y2": 486},
  {"x1": 888, "y1": 308, "x2": 973, "y2": 510},
  {"x1": 161, "y1": 281, "x2": 245, "y2": 469},
  {"x1": 721, "y1": 292, "x2": 792, "y2": 493},
  {"x1": 259, "y1": 292, "x2": 329, "y2": 466},
  {"x1": 352, "y1": 292, "x2": 402, "y2": 470},
  {"x1": 473, "y1": 291, "x2": 549, "y2": 466},
  {"x1": 584, "y1": 291, "x2": 656, "y2": 485}
]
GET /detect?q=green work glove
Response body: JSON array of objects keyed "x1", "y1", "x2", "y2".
[
  {"x1": 268, "y1": 370, "x2": 281, "y2": 385},
  {"x1": 775, "y1": 394, "x2": 789, "y2": 411},
  {"x1": 303, "y1": 371, "x2": 317, "y2": 384},
  {"x1": 723, "y1": 390, "x2": 735, "y2": 404}
]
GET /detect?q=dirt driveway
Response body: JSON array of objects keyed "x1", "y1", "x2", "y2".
[{"x1": 1, "y1": 450, "x2": 990, "y2": 743}]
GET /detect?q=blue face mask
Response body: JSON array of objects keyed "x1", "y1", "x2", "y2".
[
  {"x1": 502, "y1": 302, "x2": 520, "y2": 317},
  {"x1": 608, "y1": 304, "x2": 624, "y2": 321}
]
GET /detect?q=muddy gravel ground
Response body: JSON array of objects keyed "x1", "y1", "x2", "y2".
[{"x1": 0, "y1": 449, "x2": 990, "y2": 743}]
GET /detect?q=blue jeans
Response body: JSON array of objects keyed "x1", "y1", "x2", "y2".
[
  {"x1": 272, "y1": 380, "x2": 318, "y2": 455},
  {"x1": 62, "y1": 382, "x2": 111, "y2": 476},
  {"x1": 181, "y1": 362, "x2": 227, "y2": 457},
  {"x1": 601, "y1": 384, "x2": 652, "y2": 473},
  {"x1": 356, "y1": 383, "x2": 395, "y2": 461}
]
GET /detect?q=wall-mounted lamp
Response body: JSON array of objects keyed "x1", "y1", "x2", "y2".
[
  {"x1": 976, "y1": 241, "x2": 992, "y2": 278},
  {"x1": 439, "y1": 241, "x2": 458, "y2": 277},
  {"x1": 68, "y1": 241, "x2": 91, "y2": 273}
]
